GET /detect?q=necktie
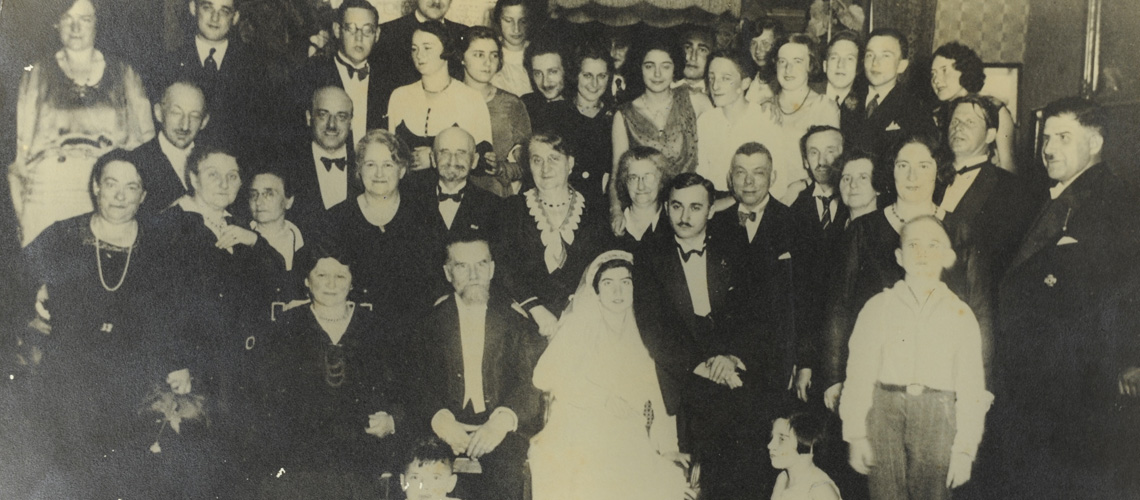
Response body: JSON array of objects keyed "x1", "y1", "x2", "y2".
[
  {"x1": 204, "y1": 47, "x2": 218, "y2": 72},
  {"x1": 818, "y1": 194, "x2": 835, "y2": 229},
  {"x1": 321, "y1": 156, "x2": 346, "y2": 171},
  {"x1": 957, "y1": 163, "x2": 984, "y2": 176},
  {"x1": 336, "y1": 54, "x2": 369, "y2": 80},
  {"x1": 866, "y1": 93, "x2": 879, "y2": 118},
  {"x1": 678, "y1": 245, "x2": 705, "y2": 263},
  {"x1": 438, "y1": 191, "x2": 463, "y2": 203},
  {"x1": 737, "y1": 211, "x2": 756, "y2": 227}
]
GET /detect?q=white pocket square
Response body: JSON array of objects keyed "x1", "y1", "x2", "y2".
[
  {"x1": 886, "y1": 121, "x2": 902, "y2": 131},
  {"x1": 1057, "y1": 236, "x2": 1079, "y2": 246},
  {"x1": 778, "y1": 252, "x2": 792, "y2": 260}
]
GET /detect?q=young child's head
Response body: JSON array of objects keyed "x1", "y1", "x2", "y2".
[
  {"x1": 401, "y1": 437, "x2": 458, "y2": 500},
  {"x1": 895, "y1": 215, "x2": 956, "y2": 282},
  {"x1": 768, "y1": 411, "x2": 827, "y2": 470}
]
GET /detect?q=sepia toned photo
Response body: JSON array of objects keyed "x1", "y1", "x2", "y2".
[{"x1": 0, "y1": 0, "x2": 1137, "y2": 498}]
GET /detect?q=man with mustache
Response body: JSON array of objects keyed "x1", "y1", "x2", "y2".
[
  {"x1": 634, "y1": 173, "x2": 764, "y2": 498},
  {"x1": 520, "y1": 37, "x2": 567, "y2": 131},
  {"x1": 996, "y1": 96, "x2": 1140, "y2": 499},
  {"x1": 130, "y1": 80, "x2": 210, "y2": 213},
  {"x1": 279, "y1": 86, "x2": 357, "y2": 229},
  {"x1": 789, "y1": 125, "x2": 847, "y2": 405},
  {"x1": 375, "y1": 0, "x2": 469, "y2": 89},
  {"x1": 416, "y1": 236, "x2": 542, "y2": 500}
]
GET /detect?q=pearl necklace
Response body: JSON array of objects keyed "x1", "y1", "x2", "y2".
[{"x1": 94, "y1": 235, "x2": 133, "y2": 292}]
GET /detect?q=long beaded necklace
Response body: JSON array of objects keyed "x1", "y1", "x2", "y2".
[{"x1": 94, "y1": 236, "x2": 133, "y2": 292}]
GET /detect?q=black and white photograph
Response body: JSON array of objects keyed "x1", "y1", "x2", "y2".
[{"x1": 0, "y1": 0, "x2": 1137, "y2": 498}]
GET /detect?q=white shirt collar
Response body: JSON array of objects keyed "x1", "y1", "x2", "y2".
[
  {"x1": 675, "y1": 234, "x2": 706, "y2": 253},
  {"x1": 1050, "y1": 164, "x2": 1094, "y2": 200},
  {"x1": 158, "y1": 132, "x2": 192, "y2": 159},
  {"x1": 738, "y1": 194, "x2": 770, "y2": 215},
  {"x1": 811, "y1": 182, "x2": 835, "y2": 199},
  {"x1": 954, "y1": 154, "x2": 990, "y2": 171},
  {"x1": 867, "y1": 81, "x2": 896, "y2": 105},
  {"x1": 312, "y1": 141, "x2": 348, "y2": 160},
  {"x1": 194, "y1": 36, "x2": 229, "y2": 67},
  {"x1": 826, "y1": 84, "x2": 850, "y2": 104}
]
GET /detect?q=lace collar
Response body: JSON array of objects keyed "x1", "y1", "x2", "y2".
[{"x1": 525, "y1": 188, "x2": 584, "y2": 274}]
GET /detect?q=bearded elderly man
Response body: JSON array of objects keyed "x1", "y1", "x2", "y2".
[{"x1": 415, "y1": 236, "x2": 541, "y2": 500}]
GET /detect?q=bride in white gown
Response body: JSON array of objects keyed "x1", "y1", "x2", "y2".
[{"x1": 529, "y1": 250, "x2": 690, "y2": 500}]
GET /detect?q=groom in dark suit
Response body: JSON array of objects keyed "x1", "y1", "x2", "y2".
[
  {"x1": 417, "y1": 236, "x2": 541, "y2": 500},
  {"x1": 997, "y1": 97, "x2": 1140, "y2": 499},
  {"x1": 634, "y1": 172, "x2": 766, "y2": 498}
]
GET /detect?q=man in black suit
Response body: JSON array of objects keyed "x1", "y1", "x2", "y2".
[
  {"x1": 520, "y1": 38, "x2": 567, "y2": 131},
  {"x1": 634, "y1": 173, "x2": 766, "y2": 498},
  {"x1": 850, "y1": 28, "x2": 933, "y2": 167},
  {"x1": 374, "y1": 0, "x2": 468, "y2": 90},
  {"x1": 997, "y1": 97, "x2": 1140, "y2": 498},
  {"x1": 939, "y1": 95, "x2": 1034, "y2": 272},
  {"x1": 130, "y1": 80, "x2": 210, "y2": 213},
  {"x1": 294, "y1": 0, "x2": 390, "y2": 140},
  {"x1": 419, "y1": 236, "x2": 541, "y2": 500},
  {"x1": 284, "y1": 86, "x2": 356, "y2": 229},
  {"x1": 822, "y1": 30, "x2": 867, "y2": 145},
  {"x1": 160, "y1": 0, "x2": 261, "y2": 149},
  {"x1": 419, "y1": 126, "x2": 503, "y2": 296}
]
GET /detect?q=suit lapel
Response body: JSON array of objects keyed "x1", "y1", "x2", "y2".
[{"x1": 951, "y1": 164, "x2": 999, "y2": 225}]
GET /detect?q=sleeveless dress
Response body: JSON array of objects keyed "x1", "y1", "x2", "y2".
[
  {"x1": 13, "y1": 54, "x2": 154, "y2": 247},
  {"x1": 617, "y1": 87, "x2": 699, "y2": 179}
]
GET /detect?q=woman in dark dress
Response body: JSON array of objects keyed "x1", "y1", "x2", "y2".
[
  {"x1": 153, "y1": 144, "x2": 282, "y2": 493},
  {"x1": 821, "y1": 132, "x2": 992, "y2": 411},
  {"x1": 21, "y1": 150, "x2": 191, "y2": 497},
  {"x1": 324, "y1": 129, "x2": 431, "y2": 330},
  {"x1": 559, "y1": 44, "x2": 615, "y2": 213},
  {"x1": 497, "y1": 131, "x2": 609, "y2": 337},
  {"x1": 259, "y1": 249, "x2": 406, "y2": 499}
]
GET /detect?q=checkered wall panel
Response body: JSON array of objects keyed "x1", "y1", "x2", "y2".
[{"x1": 934, "y1": 0, "x2": 1030, "y2": 63}]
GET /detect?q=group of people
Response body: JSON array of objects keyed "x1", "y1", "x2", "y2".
[{"x1": 4, "y1": 0, "x2": 1140, "y2": 499}]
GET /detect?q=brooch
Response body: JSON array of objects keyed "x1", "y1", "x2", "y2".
[{"x1": 1044, "y1": 274, "x2": 1058, "y2": 287}]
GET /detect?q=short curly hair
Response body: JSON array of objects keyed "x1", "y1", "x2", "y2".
[{"x1": 933, "y1": 41, "x2": 985, "y2": 94}]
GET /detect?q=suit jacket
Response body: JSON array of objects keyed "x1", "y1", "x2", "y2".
[
  {"x1": 708, "y1": 201, "x2": 803, "y2": 393},
  {"x1": 290, "y1": 55, "x2": 394, "y2": 133},
  {"x1": 849, "y1": 86, "x2": 934, "y2": 168},
  {"x1": 788, "y1": 183, "x2": 849, "y2": 251},
  {"x1": 279, "y1": 138, "x2": 357, "y2": 231},
  {"x1": 373, "y1": 15, "x2": 468, "y2": 96},
  {"x1": 129, "y1": 137, "x2": 187, "y2": 214},
  {"x1": 632, "y1": 232, "x2": 740, "y2": 413},
  {"x1": 415, "y1": 294, "x2": 542, "y2": 432},
  {"x1": 939, "y1": 160, "x2": 1036, "y2": 272},
  {"x1": 999, "y1": 163, "x2": 1140, "y2": 411},
  {"x1": 157, "y1": 38, "x2": 264, "y2": 151}
]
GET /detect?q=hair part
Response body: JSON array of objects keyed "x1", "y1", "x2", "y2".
[
  {"x1": 414, "y1": 21, "x2": 458, "y2": 60},
  {"x1": 458, "y1": 26, "x2": 504, "y2": 73},
  {"x1": 667, "y1": 172, "x2": 716, "y2": 205},
  {"x1": 766, "y1": 33, "x2": 821, "y2": 83},
  {"x1": 337, "y1": 0, "x2": 379, "y2": 25},
  {"x1": 867, "y1": 27, "x2": 910, "y2": 61},
  {"x1": 889, "y1": 131, "x2": 956, "y2": 190}
]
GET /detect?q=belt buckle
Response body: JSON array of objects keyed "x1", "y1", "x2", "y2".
[{"x1": 906, "y1": 384, "x2": 924, "y2": 396}]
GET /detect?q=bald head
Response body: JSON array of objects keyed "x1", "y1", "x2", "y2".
[
  {"x1": 155, "y1": 81, "x2": 209, "y2": 149},
  {"x1": 309, "y1": 86, "x2": 353, "y2": 151},
  {"x1": 434, "y1": 126, "x2": 477, "y2": 189}
]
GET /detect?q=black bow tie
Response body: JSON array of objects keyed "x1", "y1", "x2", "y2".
[
  {"x1": 336, "y1": 55, "x2": 369, "y2": 81},
  {"x1": 956, "y1": 163, "x2": 984, "y2": 176},
  {"x1": 321, "y1": 156, "x2": 347, "y2": 171},
  {"x1": 438, "y1": 191, "x2": 463, "y2": 203},
  {"x1": 678, "y1": 245, "x2": 706, "y2": 263},
  {"x1": 737, "y1": 211, "x2": 757, "y2": 226}
]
